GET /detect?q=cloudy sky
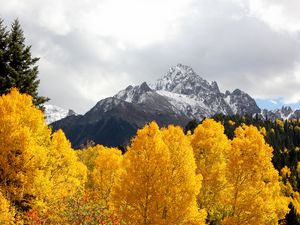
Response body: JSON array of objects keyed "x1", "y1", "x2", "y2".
[{"x1": 1, "y1": 0, "x2": 300, "y2": 113}]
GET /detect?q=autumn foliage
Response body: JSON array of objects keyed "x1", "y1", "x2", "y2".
[
  {"x1": 0, "y1": 89, "x2": 293, "y2": 224},
  {"x1": 190, "y1": 119, "x2": 230, "y2": 223},
  {"x1": 0, "y1": 89, "x2": 86, "y2": 224},
  {"x1": 223, "y1": 125, "x2": 289, "y2": 225},
  {"x1": 110, "y1": 123, "x2": 206, "y2": 224}
]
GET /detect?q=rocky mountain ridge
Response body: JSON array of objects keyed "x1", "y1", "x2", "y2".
[
  {"x1": 49, "y1": 64, "x2": 299, "y2": 147},
  {"x1": 115, "y1": 63, "x2": 261, "y2": 119},
  {"x1": 261, "y1": 106, "x2": 300, "y2": 121}
]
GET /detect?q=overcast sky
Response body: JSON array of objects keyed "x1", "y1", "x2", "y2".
[{"x1": 1, "y1": 0, "x2": 300, "y2": 113}]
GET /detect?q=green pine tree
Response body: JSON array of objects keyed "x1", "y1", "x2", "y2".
[
  {"x1": 0, "y1": 18, "x2": 48, "y2": 108},
  {"x1": 0, "y1": 19, "x2": 9, "y2": 92}
]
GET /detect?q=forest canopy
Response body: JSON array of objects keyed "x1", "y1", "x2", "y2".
[{"x1": 0, "y1": 89, "x2": 294, "y2": 225}]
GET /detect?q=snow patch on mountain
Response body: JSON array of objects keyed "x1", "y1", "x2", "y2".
[
  {"x1": 224, "y1": 95, "x2": 237, "y2": 113},
  {"x1": 114, "y1": 82, "x2": 154, "y2": 104},
  {"x1": 44, "y1": 104, "x2": 76, "y2": 124},
  {"x1": 156, "y1": 90, "x2": 211, "y2": 118},
  {"x1": 273, "y1": 106, "x2": 294, "y2": 120}
]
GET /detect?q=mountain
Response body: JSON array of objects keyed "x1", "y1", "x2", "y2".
[
  {"x1": 44, "y1": 104, "x2": 76, "y2": 124},
  {"x1": 51, "y1": 64, "x2": 261, "y2": 148},
  {"x1": 260, "y1": 106, "x2": 300, "y2": 121},
  {"x1": 116, "y1": 64, "x2": 260, "y2": 119},
  {"x1": 52, "y1": 82, "x2": 190, "y2": 148},
  {"x1": 151, "y1": 64, "x2": 260, "y2": 118}
]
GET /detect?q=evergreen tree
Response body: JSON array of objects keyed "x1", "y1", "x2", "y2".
[
  {"x1": 0, "y1": 19, "x2": 9, "y2": 90},
  {"x1": 0, "y1": 18, "x2": 48, "y2": 108}
]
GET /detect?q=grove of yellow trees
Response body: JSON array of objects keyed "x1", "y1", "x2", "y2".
[
  {"x1": 223, "y1": 125, "x2": 289, "y2": 225},
  {"x1": 110, "y1": 123, "x2": 206, "y2": 225},
  {"x1": 0, "y1": 89, "x2": 293, "y2": 225},
  {"x1": 0, "y1": 89, "x2": 86, "y2": 224}
]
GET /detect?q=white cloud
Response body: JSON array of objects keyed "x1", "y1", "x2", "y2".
[
  {"x1": 270, "y1": 100, "x2": 278, "y2": 105},
  {"x1": 1, "y1": 0, "x2": 300, "y2": 112},
  {"x1": 7, "y1": 0, "x2": 195, "y2": 47},
  {"x1": 248, "y1": 0, "x2": 300, "y2": 33}
]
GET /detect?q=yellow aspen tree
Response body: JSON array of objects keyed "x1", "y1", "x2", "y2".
[
  {"x1": 0, "y1": 89, "x2": 50, "y2": 220},
  {"x1": 280, "y1": 166, "x2": 291, "y2": 179},
  {"x1": 48, "y1": 129, "x2": 87, "y2": 201},
  {"x1": 0, "y1": 191, "x2": 15, "y2": 224},
  {"x1": 77, "y1": 144, "x2": 104, "y2": 172},
  {"x1": 71, "y1": 145, "x2": 106, "y2": 223},
  {"x1": 111, "y1": 122, "x2": 206, "y2": 225},
  {"x1": 280, "y1": 180, "x2": 300, "y2": 219},
  {"x1": 190, "y1": 119, "x2": 230, "y2": 223},
  {"x1": 32, "y1": 130, "x2": 87, "y2": 223},
  {"x1": 69, "y1": 145, "x2": 122, "y2": 224},
  {"x1": 77, "y1": 144, "x2": 122, "y2": 203},
  {"x1": 110, "y1": 122, "x2": 171, "y2": 225},
  {"x1": 282, "y1": 163, "x2": 300, "y2": 216},
  {"x1": 160, "y1": 125, "x2": 206, "y2": 225},
  {"x1": 223, "y1": 125, "x2": 289, "y2": 225},
  {"x1": 90, "y1": 146, "x2": 123, "y2": 208}
]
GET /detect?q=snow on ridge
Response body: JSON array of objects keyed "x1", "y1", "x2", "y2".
[
  {"x1": 44, "y1": 105, "x2": 68, "y2": 124},
  {"x1": 114, "y1": 82, "x2": 154, "y2": 104},
  {"x1": 224, "y1": 95, "x2": 238, "y2": 114},
  {"x1": 157, "y1": 90, "x2": 200, "y2": 107},
  {"x1": 44, "y1": 104, "x2": 75, "y2": 124},
  {"x1": 270, "y1": 106, "x2": 294, "y2": 120},
  {"x1": 115, "y1": 87, "x2": 135, "y2": 103},
  {"x1": 156, "y1": 90, "x2": 211, "y2": 118}
]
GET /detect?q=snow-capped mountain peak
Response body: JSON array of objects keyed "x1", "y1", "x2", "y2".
[
  {"x1": 114, "y1": 82, "x2": 154, "y2": 104},
  {"x1": 280, "y1": 106, "x2": 293, "y2": 118},
  {"x1": 261, "y1": 106, "x2": 295, "y2": 120},
  {"x1": 166, "y1": 63, "x2": 197, "y2": 80},
  {"x1": 153, "y1": 63, "x2": 220, "y2": 96},
  {"x1": 44, "y1": 104, "x2": 76, "y2": 124},
  {"x1": 113, "y1": 64, "x2": 260, "y2": 120},
  {"x1": 224, "y1": 89, "x2": 259, "y2": 115}
]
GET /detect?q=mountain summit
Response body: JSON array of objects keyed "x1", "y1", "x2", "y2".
[
  {"x1": 113, "y1": 64, "x2": 260, "y2": 120},
  {"x1": 51, "y1": 64, "x2": 261, "y2": 148},
  {"x1": 154, "y1": 64, "x2": 220, "y2": 95},
  {"x1": 44, "y1": 104, "x2": 76, "y2": 124}
]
